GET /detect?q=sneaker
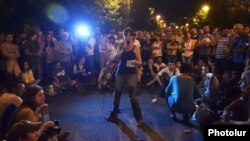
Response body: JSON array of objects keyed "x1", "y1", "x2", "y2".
[
  {"x1": 106, "y1": 115, "x2": 118, "y2": 122},
  {"x1": 56, "y1": 131, "x2": 70, "y2": 141},
  {"x1": 136, "y1": 120, "x2": 144, "y2": 127},
  {"x1": 151, "y1": 98, "x2": 158, "y2": 103}
]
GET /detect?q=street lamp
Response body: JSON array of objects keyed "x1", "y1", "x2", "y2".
[
  {"x1": 149, "y1": 7, "x2": 154, "y2": 15},
  {"x1": 163, "y1": 23, "x2": 166, "y2": 28},
  {"x1": 202, "y1": 5, "x2": 210, "y2": 13},
  {"x1": 156, "y1": 15, "x2": 161, "y2": 21}
]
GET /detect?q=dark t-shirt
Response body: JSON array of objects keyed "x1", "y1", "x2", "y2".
[
  {"x1": 53, "y1": 68, "x2": 69, "y2": 82},
  {"x1": 141, "y1": 40, "x2": 153, "y2": 62},
  {"x1": 25, "y1": 40, "x2": 40, "y2": 63}
]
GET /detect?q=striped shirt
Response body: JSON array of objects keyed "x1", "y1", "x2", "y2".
[{"x1": 216, "y1": 37, "x2": 229, "y2": 59}]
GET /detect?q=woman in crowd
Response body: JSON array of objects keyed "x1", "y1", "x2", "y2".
[
  {"x1": 7, "y1": 85, "x2": 59, "y2": 140},
  {"x1": 20, "y1": 61, "x2": 40, "y2": 86},
  {"x1": 8, "y1": 85, "x2": 69, "y2": 141},
  {"x1": 73, "y1": 57, "x2": 90, "y2": 85},
  {"x1": 43, "y1": 34, "x2": 55, "y2": 85}
]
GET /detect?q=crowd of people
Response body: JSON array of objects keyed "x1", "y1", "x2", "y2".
[{"x1": 1, "y1": 23, "x2": 250, "y2": 140}]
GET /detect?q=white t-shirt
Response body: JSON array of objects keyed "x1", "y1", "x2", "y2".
[{"x1": 133, "y1": 39, "x2": 141, "y2": 48}]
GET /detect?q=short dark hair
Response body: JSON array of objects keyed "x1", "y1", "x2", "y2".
[
  {"x1": 179, "y1": 63, "x2": 192, "y2": 74},
  {"x1": 123, "y1": 28, "x2": 134, "y2": 36}
]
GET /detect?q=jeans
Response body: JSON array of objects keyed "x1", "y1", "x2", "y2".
[{"x1": 111, "y1": 74, "x2": 143, "y2": 121}]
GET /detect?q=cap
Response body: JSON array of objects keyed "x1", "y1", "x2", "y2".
[{"x1": 7, "y1": 120, "x2": 42, "y2": 141}]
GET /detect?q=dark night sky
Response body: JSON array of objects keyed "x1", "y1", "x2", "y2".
[{"x1": 135, "y1": 0, "x2": 203, "y2": 21}]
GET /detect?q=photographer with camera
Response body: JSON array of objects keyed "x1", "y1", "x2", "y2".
[{"x1": 7, "y1": 85, "x2": 69, "y2": 141}]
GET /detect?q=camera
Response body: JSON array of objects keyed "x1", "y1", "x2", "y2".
[{"x1": 46, "y1": 120, "x2": 61, "y2": 135}]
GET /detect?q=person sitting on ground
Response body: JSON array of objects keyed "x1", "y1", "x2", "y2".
[
  {"x1": 98, "y1": 61, "x2": 116, "y2": 90},
  {"x1": 149, "y1": 62, "x2": 180, "y2": 103},
  {"x1": 53, "y1": 62, "x2": 77, "y2": 94},
  {"x1": 147, "y1": 58, "x2": 157, "y2": 78},
  {"x1": 194, "y1": 72, "x2": 220, "y2": 125},
  {"x1": 220, "y1": 85, "x2": 250, "y2": 125},
  {"x1": 0, "y1": 75, "x2": 25, "y2": 138},
  {"x1": 147, "y1": 62, "x2": 179, "y2": 87},
  {"x1": 20, "y1": 61, "x2": 41, "y2": 86},
  {"x1": 152, "y1": 57, "x2": 166, "y2": 73},
  {"x1": 8, "y1": 85, "x2": 69, "y2": 141},
  {"x1": 199, "y1": 72, "x2": 220, "y2": 111},
  {"x1": 165, "y1": 63, "x2": 201, "y2": 123},
  {"x1": 0, "y1": 81, "x2": 25, "y2": 118},
  {"x1": 73, "y1": 57, "x2": 91, "y2": 86},
  {"x1": 198, "y1": 64, "x2": 212, "y2": 95},
  {"x1": 191, "y1": 59, "x2": 205, "y2": 83}
]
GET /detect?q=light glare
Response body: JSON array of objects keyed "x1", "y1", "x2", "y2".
[{"x1": 76, "y1": 25, "x2": 90, "y2": 37}]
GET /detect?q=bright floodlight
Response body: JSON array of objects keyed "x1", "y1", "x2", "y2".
[{"x1": 76, "y1": 25, "x2": 90, "y2": 37}]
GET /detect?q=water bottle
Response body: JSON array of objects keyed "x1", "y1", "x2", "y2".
[{"x1": 43, "y1": 108, "x2": 50, "y2": 123}]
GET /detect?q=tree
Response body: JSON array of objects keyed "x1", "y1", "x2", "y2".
[
  {"x1": 207, "y1": 0, "x2": 250, "y2": 28},
  {"x1": 227, "y1": 0, "x2": 250, "y2": 23},
  {"x1": 94, "y1": 0, "x2": 133, "y2": 28}
]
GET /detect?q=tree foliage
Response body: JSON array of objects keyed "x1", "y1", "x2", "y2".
[
  {"x1": 227, "y1": 0, "x2": 250, "y2": 23},
  {"x1": 228, "y1": 0, "x2": 250, "y2": 14},
  {"x1": 207, "y1": 0, "x2": 250, "y2": 28},
  {"x1": 0, "y1": 0, "x2": 134, "y2": 32},
  {"x1": 94, "y1": 0, "x2": 133, "y2": 28},
  {"x1": 187, "y1": 0, "x2": 250, "y2": 28}
]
